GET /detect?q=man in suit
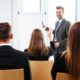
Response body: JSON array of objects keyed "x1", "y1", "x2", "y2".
[
  {"x1": 0, "y1": 22, "x2": 31, "y2": 80},
  {"x1": 47, "y1": 6, "x2": 71, "y2": 80},
  {"x1": 43, "y1": 6, "x2": 71, "y2": 58}
]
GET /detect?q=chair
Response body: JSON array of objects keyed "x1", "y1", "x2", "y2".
[
  {"x1": 0, "y1": 69, "x2": 24, "y2": 80},
  {"x1": 29, "y1": 61, "x2": 54, "y2": 80},
  {"x1": 56, "y1": 72, "x2": 80, "y2": 80},
  {"x1": 56, "y1": 73, "x2": 70, "y2": 80}
]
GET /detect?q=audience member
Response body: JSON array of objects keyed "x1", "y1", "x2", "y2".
[
  {"x1": 0, "y1": 22, "x2": 31, "y2": 80},
  {"x1": 24, "y1": 28, "x2": 53, "y2": 60},
  {"x1": 51, "y1": 22, "x2": 80, "y2": 80}
]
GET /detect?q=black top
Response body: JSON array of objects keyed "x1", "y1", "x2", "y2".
[
  {"x1": 0, "y1": 45, "x2": 31, "y2": 80},
  {"x1": 51, "y1": 53, "x2": 67, "y2": 80},
  {"x1": 24, "y1": 47, "x2": 54, "y2": 60}
]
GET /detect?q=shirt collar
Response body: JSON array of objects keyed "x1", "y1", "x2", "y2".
[
  {"x1": 58, "y1": 18, "x2": 63, "y2": 23},
  {"x1": 0, "y1": 43, "x2": 11, "y2": 46}
]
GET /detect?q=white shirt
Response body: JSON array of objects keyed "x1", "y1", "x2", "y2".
[{"x1": 58, "y1": 19, "x2": 63, "y2": 26}]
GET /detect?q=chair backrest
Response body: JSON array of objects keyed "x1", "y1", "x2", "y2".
[
  {"x1": 0, "y1": 69, "x2": 24, "y2": 80},
  {"x1": 56, "y1": 72, "x2": 80, "y2": 80},
  {"x1": 29, "y1": 61, "x2": 54, "y2": 80},
  {"x1": 56, "y1": 73, "x2": 70, "y2": 80}
]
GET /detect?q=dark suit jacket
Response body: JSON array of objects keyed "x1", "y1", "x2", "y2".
[
  {"x1": 0, "y1": 45, "x2": 31, "y2": 80},
  {"x1": 24, "y1": 47, "x2": 54, "y2": 60},
  {"x1": 52, "y1": 19, "x2": 71, "y2": 53}
]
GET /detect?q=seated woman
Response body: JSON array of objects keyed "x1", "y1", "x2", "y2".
[
  {"x1": 24, "y1": 28, "x2": 54, "y2": 60},
  {"x1": 51, "y1": 22, "x2": 80, "y2": 80}
]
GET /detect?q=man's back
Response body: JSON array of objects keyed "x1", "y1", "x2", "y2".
[{"x1": 0, "y1": 45, "x2": 31, "y2": 80}]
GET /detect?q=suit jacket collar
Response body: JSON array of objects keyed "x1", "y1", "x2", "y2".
[
  {"x1": 56, "y1": 19, "x2": 65, "y2": 32},
  {"x1": 0, "y1": 45, "x2": 13, "y2": 51},
  {"x1": 59, "y1": 19, "x2": 65, "y2": 26}
]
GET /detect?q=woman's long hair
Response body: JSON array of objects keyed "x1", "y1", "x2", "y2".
[
  {"x1": 28, "y1": 28, "x2": 48, "y2": 55},
  {"x1": 66, "y1": 22, "x2": 80, "y2": 79}
]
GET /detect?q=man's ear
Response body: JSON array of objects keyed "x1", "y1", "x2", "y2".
[{"x1": 9, "y1": 33, "x2": 13, "y2": 39}]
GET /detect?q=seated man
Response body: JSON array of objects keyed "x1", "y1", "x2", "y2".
[{"x1": 0, "y1": 22, "x2": 31, "y2": 80}]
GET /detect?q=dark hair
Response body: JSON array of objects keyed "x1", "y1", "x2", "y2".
[
  {"x1": 0, "y1": 22, "x2": 11, "y2": 41},
  {"x1": 56, "y1": 6, "x2": 64, "y2": 13},
  {"x1": 28, "y1": 28, "x2": 48, "y2": 55},
  {"x1": 66, "y1": 22, "x2": 80, "y2": 79}
]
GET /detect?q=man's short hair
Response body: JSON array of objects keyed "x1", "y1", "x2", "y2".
[
  {"x1": 0, "y1": 22, "x2": 11, "y2": 40},
  {"x1": 56, "y1": 6, "x2": 64, "y2": 13}
]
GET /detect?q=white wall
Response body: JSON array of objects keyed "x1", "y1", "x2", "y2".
[
  {"x1": 48, "y1": 0, "x2": 76, "y2": 30},
  {"x1": 13, "y1": 0, "x2": 49, "y2": 51},
  {"x1": 11, "y1": 0, "x2": 80, "y2": 51},
  {"x1": 76, "y1": 0, "x2": 80, "y2": 21},
  {"x1": 0, "y1": 0, "x2": 80, "y2": 51},
  {"x1": 0, "y1": 0, "x2": 12, "y2": 24}
]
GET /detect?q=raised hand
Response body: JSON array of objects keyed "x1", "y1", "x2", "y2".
[{"x1": 42, "y1": 21, "x2": 49, "y2": 31}]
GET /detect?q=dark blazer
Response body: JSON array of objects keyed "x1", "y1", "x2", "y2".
[
  {"x1": 24, "y1": 48, "x2": 54, "y2": 60},
  {"x1": 0, "y1": 45, "x2": 31, "y2": 80},
  {"x1": 51, "y1": 54, "x2": 67, "y2": 80},
  {"x1": 52, "y1": 19, "x2": 71, "y2": 53}
]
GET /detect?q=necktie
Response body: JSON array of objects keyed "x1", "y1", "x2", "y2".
[
  {"x1": 54, "y1": 21, "x2": 60, "y2": 42},
  {"x1": 56, "y1": 21, "x2": 60, "y2": 32}
]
